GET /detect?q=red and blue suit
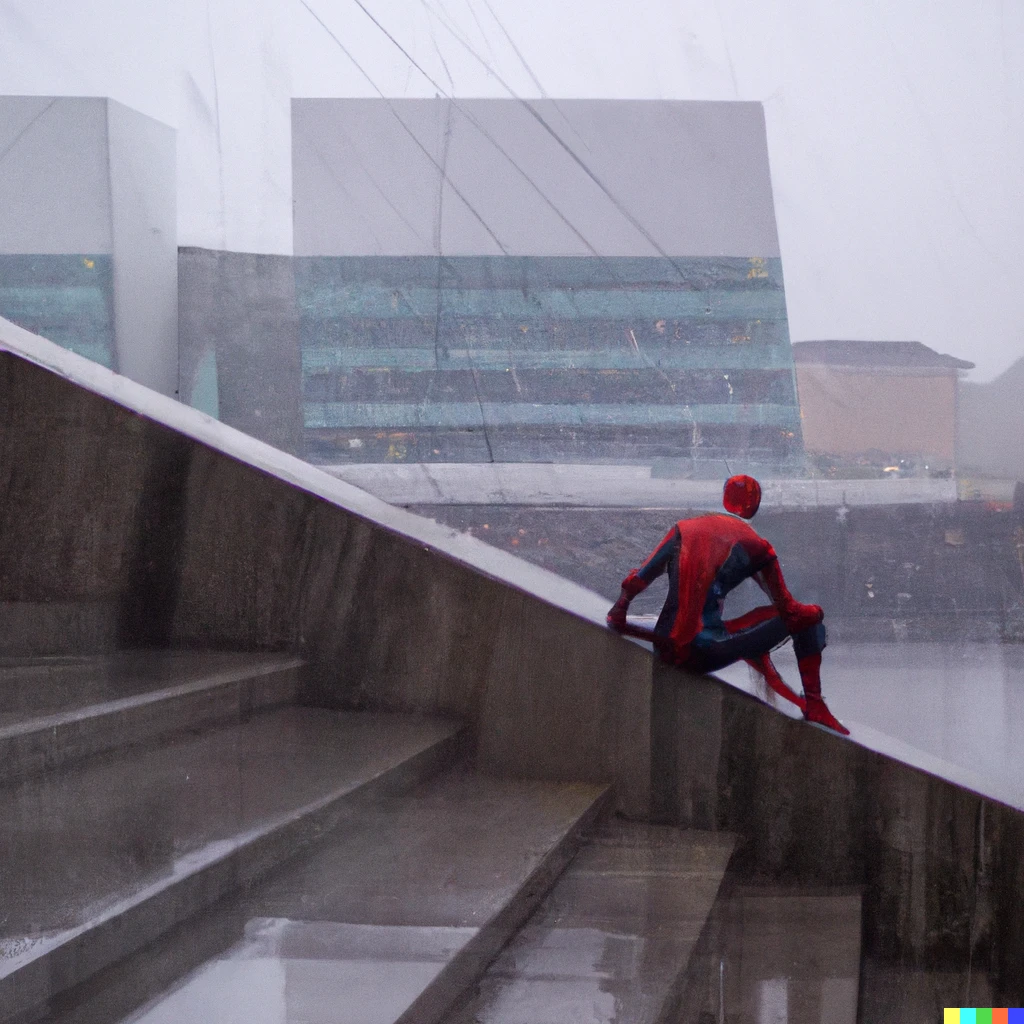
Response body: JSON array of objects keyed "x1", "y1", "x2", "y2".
[{"x1": 607, "y1": 476, "x2": 848, "y2": 734}]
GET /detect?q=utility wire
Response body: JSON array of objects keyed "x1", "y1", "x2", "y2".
[
  {"x1": 461, "y1": 0, "x2": 500, "y2": 67},
  {"x1": 347, "y1": 0, "x2": 694, "y2": 411},
  {"x1": 348, "y1": 0, "x2": 636, "y2": 268},
  {"x1": 300, "y1": 0, "x2": 509, "y2": 255},
  {"x1": 300, "y1": 0, "x2": 506, "y2": 457},
  {"x1": 0, "y1": 98, "x2": 56, "y2": 169},
  {"x1": 385, "y1": 0, "x2": 698, "y2": 287},
  {"x1": 476, "y1": 0, "x2": 591, "y2": 152},
  {"x1": 306, "y1": 0, "x2": 704, "y2": 448}
]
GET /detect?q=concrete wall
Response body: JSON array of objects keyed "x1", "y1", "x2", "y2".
[
  {"x1": 653, "y1": 666, "x2": 1024, "y2": 999},
  {"x1": 0, "y1": 320, "x2": 650, "y2": 814},
  {"x1": 178, "y1": 247, "x2": 302, "y2": 452},
  {"x1": 2, "y1": 317, "x2": 1023, "y2": 1000}
]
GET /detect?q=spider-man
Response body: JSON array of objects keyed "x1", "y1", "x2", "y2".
[{"x1": 606, "y1": 474, "x2": 848, "y2": 735}]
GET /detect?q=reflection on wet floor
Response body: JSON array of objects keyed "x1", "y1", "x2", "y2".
[
  {"x1": 16, "y1": 647, "x2": 1024, "y2": 1021},
  {"x1": 718, "y1": 889, "x2": 859, "y2": 1024},
  {"x1": 35, "y1": 818, "x2": 1018, "y2": 1023},
  {"x1": 687, "y1": 881, "x2": 1001, "y2": 1024},
  {"x1": 104, "y1": 881, "x2": 1005, "y2": 1023},
  {"x1": 122, "y1": 919, "x2": 475, "y2": 1024}
]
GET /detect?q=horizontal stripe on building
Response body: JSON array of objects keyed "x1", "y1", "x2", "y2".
[
  {"x1": 0, "y1": 286, "x2": 111, "y2": 319},
  {"x1": 31, "y1": 334, "x2": 114, "y2": 368},
  {"x1": 301, "y1": 368, "x2": 798, "y2": 407},
  {"x1": 295, "y1": 255, "x2": 786, "y2": 290},
  {"x1": 301, "y1": 344, "x2": 796, "y2": 372},
  {"x1": 303, "y1": 401, "x2": 801, "y2": 430},
  {"x1": 300, "y1": 318, "x2": 792, "y2": 351},
  {"x1": 304, "y1": 423, "x2": 800, "y2": 464},
  {"x1": 305, "y1": 422, "x2": 797, "y2": 446},
  {"x1": 0, "y1": 254, "x2": 113, "y2": 287},
  {"x1": 298, "y1": 285, "x2": 788, "y2": 321}
]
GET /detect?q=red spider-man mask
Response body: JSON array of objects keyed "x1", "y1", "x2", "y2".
[{"x1": 723, "y1": 474, "x2": 762, "y2": 518}]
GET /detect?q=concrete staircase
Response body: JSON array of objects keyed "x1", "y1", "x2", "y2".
[
  {"x1": 0, "y1": 652, "x2": 304, "y2": 785},
  {"x1": 0, "y1": 653, "x2": 465, "y2": 1022},
  {"x1": 1, "y1": 652, "x2": 735, "y2": 1024},
  {"x1": 448, "y1": 823, "x2": 736, "y2": 1024}
]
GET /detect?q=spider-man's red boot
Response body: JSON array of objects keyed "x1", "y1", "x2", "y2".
[
  {"x1": 798, "y1": 653, "x2": 849, "y2": 735},
  {"x1": 746, "y1": 653, "x2": 807, "y2": 712}
]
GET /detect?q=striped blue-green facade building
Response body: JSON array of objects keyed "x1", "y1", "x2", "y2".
[
  {"x1": 0, "y1": 253, "x2": 115, "y2": 368},
  {"x1": 293, "y1": 98, "x2": 804, "y2": 467}
]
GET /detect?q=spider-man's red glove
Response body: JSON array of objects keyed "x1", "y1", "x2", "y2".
[
  {"x1": 757, "y1": 559, "x2": 823, "y2": 633},
  {"x1": 606, "y1": 569, "x2": 648, "y2": 632}
]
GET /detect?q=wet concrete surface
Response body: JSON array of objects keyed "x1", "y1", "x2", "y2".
[
  {"x1": 715, "y1": 640, "x2": 1024, "y2": 809},
  {"x1": 707, "y1": 887, "x2": 862, "y2": 1024},
  {"x1": 688, "y1": 880, "x2": 1003, "y2": 1023},
  {"x1": 0, "y1": 707, "x2": 463, "y2": 1021},
  {"x1": 1, "y1": 709, "x2": 460, "y2": 942},
  {"x1": 55, "y1": 816, "x2": 1011, "y2": 1023},
  {"x1": 449, "y1": 822, "x2": 736, "y2": 1024},
  {"x1": 123, "y1": 919, "x2": 477, "y2": 1024},
  {"x1": 0, "y1": 652, "x2": 297, "y2": 730},
  {"x1": 41, "y1": 770, "x2": 608, "y2": 1024}
]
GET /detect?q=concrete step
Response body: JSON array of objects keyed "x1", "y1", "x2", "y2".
[
  {"x1": 447, "y1": 822, "x2": 736, "y2": 1024},
  {"x1": 31, "y1": 769, "x2": 610, "y2": 1024},
  {"x1": 0, "y1": 651, "x2": 304, "y2": 785},
  {"x1": 0, "y1": 707, "x2": 465, "y2": 1023}
]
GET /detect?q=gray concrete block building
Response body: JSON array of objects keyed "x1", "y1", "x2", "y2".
[{"x1": 0, "y1": 97, "x2": 177, "y2": 396}]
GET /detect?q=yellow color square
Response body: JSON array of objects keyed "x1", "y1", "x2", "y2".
[{"x1": 945, "y1": 1011, "x2": 961, "y2": 1024}]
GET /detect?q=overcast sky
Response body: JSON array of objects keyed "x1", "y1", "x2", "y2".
[{"x1": 1, "y1": 0, "x2": 1021, "y2": 379}]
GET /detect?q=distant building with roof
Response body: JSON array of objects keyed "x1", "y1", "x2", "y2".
[{"x1": 793, "y1": 340, "x2": 974, "y2": 470}]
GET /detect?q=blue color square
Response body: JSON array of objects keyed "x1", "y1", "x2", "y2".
[{"x1": 1008, "y1": 1009, "x2": 1024, "y2": 1023}]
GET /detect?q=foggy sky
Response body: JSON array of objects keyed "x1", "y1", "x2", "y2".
[{"x1": 0, "y1": 0, "x2": 1021, "y2": 380}]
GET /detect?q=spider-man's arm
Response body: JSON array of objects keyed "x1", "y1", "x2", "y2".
[
  {"x1": 753, "y1": 557, "x2": 823, "y2": 633},
  {"x1": 606, "y1": 525, "x2": 679, "y2": 632}
]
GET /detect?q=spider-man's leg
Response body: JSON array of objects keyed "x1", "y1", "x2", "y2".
[
  {"x1": 691, "y1": 612, "x2": 848, "y2": 734},
  {"x1": 723, "y1": 607, "x2": 806, "y2": 711},
  {"x1": 793, "y1": 624, "x2": 849, "y2": 735}
]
